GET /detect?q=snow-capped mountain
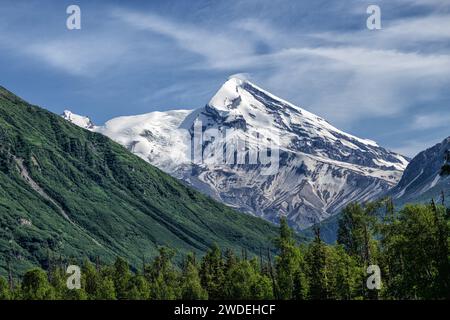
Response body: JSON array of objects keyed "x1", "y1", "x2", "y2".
[
  {"x1": 389, "y1": 136, "x2": 450, "y2": 206},
  {"x1": 63, "y1": 77, "x2": 409, "y2": 229},
  {"x1": 62, "y1": 110, "x2": 95, "y2": 130}
]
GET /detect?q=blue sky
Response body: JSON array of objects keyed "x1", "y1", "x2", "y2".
[{"x1": 0, "y1": 0, "x2": 449, "y2": 157}]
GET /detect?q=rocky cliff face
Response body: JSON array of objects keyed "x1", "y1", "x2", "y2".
[{"x1": 389, "y1": 136, "x2": 450, "y2": 206}]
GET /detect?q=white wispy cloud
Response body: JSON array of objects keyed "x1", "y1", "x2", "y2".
[
  {"x1": 413, "y1": 113, "x2": 450, "y2": 130},
  {"x1": 109, "y1": 8, "x2": 450, "y2": 120},
  {"x1": 110, "y1": 9, "x2": 257, "y2": 70},
  {"x1": 315, "y1": 14, "x2": 450, "y2": 51},
  {"x1": 1, "y1": 2, "x2": 448, "y2": 147},
  {"x1": 25, "y1": 37, "x2": 128, "y2": 76},
  {"x1": 387, "y1": 15, "x2": 450, "y2": 42},
  {"x1": 257, "y1": 48, "x2": 450, "y2": 124}
]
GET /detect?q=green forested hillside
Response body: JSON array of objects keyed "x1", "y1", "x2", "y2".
[
  {"x1": 0, "y1": 86, "x2": 280, "y2": 277},
  {"x1": 1, "y1": 201, "x2": 447, "y2": 300}
]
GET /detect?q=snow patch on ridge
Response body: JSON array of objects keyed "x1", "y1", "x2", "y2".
[{"x1": 62, "y1": 110, "x2": 95, "y2": 130}]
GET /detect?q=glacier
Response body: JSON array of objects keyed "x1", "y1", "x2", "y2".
[{"x1": 62, "y1": 77, "x2": 409, "y2": 230}]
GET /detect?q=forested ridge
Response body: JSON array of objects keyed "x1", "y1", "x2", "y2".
[
  {"x1": 1, "y1": 200, "x2": 449, "y2": 300},
  {"x1": 0, "y1": 85, "x2": 281, "y2": 277}
]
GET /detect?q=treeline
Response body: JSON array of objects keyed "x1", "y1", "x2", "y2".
[{"x1": 0, "y1": 200, "x2": 449, "y2": 300}]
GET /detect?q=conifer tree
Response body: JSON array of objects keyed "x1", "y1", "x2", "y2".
[
  {"x1": 429, "y1": 203, "x2": 450, "y2": 298},
  {"x1": 181, "y1": 253, "x2": 208, "y2": 300},
  {"x1": 200, "y1": 244, "x2": 225, "y2": 299},
  {"x1": 113, "y1": 257, "x2": 131, "y2": 299},
  {"x1": 274, "y1": 217, "x2": 304, "y2": 299},
  {"x1": 337, "y1": 203, "x2": 367, "y2": 261},
  {"x1": 306, "y1": 229, "x2": 330, "y2": 300},
  {"x1": 384, "y1": 197, "x2": 395, "y2": 223},
  {"x1": 147, "y1": 247, "x2": 180, "y2": 299},
  {"x1": 293, "y1": 266, "x2": 309, "y2": 300},
  {"x1": 337, "y1": 202, "x2": 380, "y2": 274},
  {"x1": 223, "y1": 248, "x2": 237, "y2": 274},
  {"x1": 83, "y1": 260, "x2": 100, "y2": 299}
]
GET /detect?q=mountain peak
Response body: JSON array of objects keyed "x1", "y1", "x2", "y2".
[
  {"x1": 206, "y1": 78, "x2": 383, "y2": 150},
  {"x1": 207, "y1": 77, "x2": 245, "y2": 114},
  {"x1": 60, "y1": 78, "x2": 410, "y2": 229},
  {"x1": 227, "y1": 75, "x2": 248, "y2": 84},
  {"x1": 208, "y1": 77, "x2": 326, "y2": 124}
]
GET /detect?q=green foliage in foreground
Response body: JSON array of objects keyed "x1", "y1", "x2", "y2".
[
  {"x1": 0, "y1": 86, "x2": 282, "y2": 277},
  {"x1": 1, "y1": 202, "x2": 448, "y2": 300}
]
